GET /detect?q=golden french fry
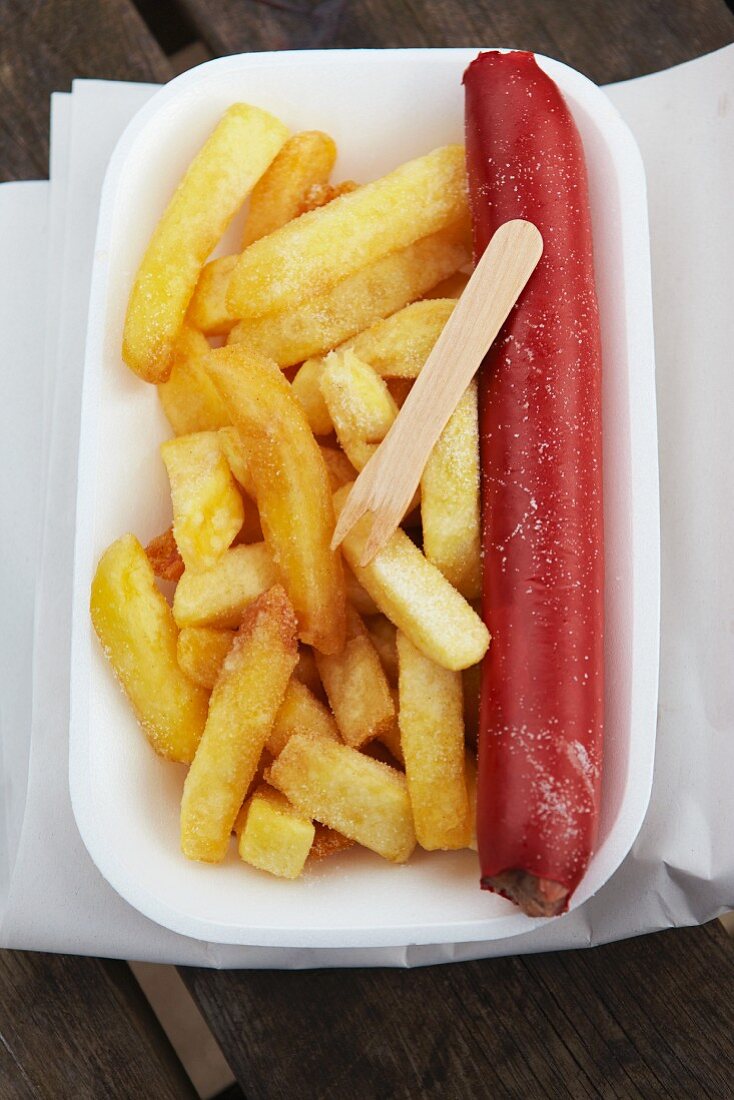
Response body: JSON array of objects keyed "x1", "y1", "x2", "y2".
[
  {"x1": 376, "y1": 713, "x2": 404, "y2": 767},
  {"x1": 236, "y1": 783, "x2": 315, "y2": 879},
  {"x1": 268, "y1": 734, "x2": 415, "y2": 862},
  {"x1": 366, "y1": 615, "x2": 398, "y2": 684},
  {"x1": 90, "y1": 534, "x2": 209, "y2": 763},
  {"x1": 293, "y1": 646, "x2": 323, "y2": 698},
  {"x1": 186, "y1": 254, "x2": 239, "y2": 336},
  {"x1": 423, "y1": 271, "x2": 469, "y2": 299},
  {"x1": 345, "y1": 567, "x2": 379, "y2": 617},
  {"x1": 334, "y1": 484, "x2": 490, "y2": 671},
  {"x1": 291, "y1": 358, "x2": 333, "y2": 436},
  {"x1": 177, "y1": 626, "x2": 235, "y2": 689},
  {"x1": 123, "y1": 104, "x2": 289, "y2": 382},
  {"x1": 299, "y1": 179, "x2": 359, "y2": 214},
  {"x1": 227, "y1": 224, "x2": 470, "y2": 367},
  {"x1": 181, "y1": 585, "x2": 298, "y2": 862},
  {"x1": 421, "y1": 381, "x2": 481, "y2": 599},
  {"x1": 386, "y1": 378, "x2": 413, "y2": 408},
  {"x1": 173, "y1": 542, "x2": 279, "y2": 629},
  {"x1": 267, "y1": 677, "x2": 340, "y2": 757},
  {"x1": 206, "y1": 346, "x2": 346, "y2": 655},
  {"x1": 397, "y1": 631, "x2": 470, "y2": 850},
  {"x1": 157, "y1": 326, "x2": 231, "y2": 435},
  {"x1": 320, "y1": 349, "x2": 398, "y2": 446},
  {"x1": 161, "y1": 432, "x2": 244, "y2": 572},
  {"x1": 315, "y1": 609, "x2": 395, "y2": 749},
  {"x1": 217, "y1": 426, "x2": 257, "y2": 499},
  {"x1": 319, "y1": 445, "x2": 357, "y2": 492},
  {"x1": 145, "y1": 526, "x2": 184, "y2": 582},
  {"x1": 309, "y1": 824, "x2": 355, "y2": 862},
  {"x1": 242, "y1": 131, "x2": 337, "y2": 247},
  {"x1": 349, "y1": 298, "x2": 455, "y2": 378},
  {"x1": 227, "y1": 145, "x2": 467, "y2": 320}
]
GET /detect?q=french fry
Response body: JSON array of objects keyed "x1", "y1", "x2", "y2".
[
  {"x1": 366, "y1": 615, "x2": 398, "y2": 683},
  {"x1": 309, "y1": 824, "x2": 355, "y2": 862},
  {"x1": 421, "y1": 381, "x2": 481, "y2": 599},
  {"x1": 397, "y1": 631, "x2": 470, "y2": 850},
  {"x1": 157, "y1": 326, "x2": 231, "y2": 435},
  {"x1": 315, "y1": 608, "x2": 395, "y2": 749},
  {"x1": 348, "y1": 298, "x2": 455, "y2": 378},
  {"x1": 423, "y1": 270, "x2": 469, "y2": 299},
  {"x1": 465, "y1": 750, "x2": 478, "y2": 852},
  {"x1": 173, "y1": 542, "x2": 279, "y2": 629},
  {"x1": 291, "y1": 358, "x2": 333, "y2": 436},
  {"x1": 123, "y1": 104, "x2": 289, "y2": 382},
  {"x1": 161, "y1": 432, "x2": 244, "y2": 572},
  {"x1": 345, "y1": 568, "x2": 379, "y2": 617},
  {"x1": 227, "y1": 224, "x2": 470, "y2": 367},
  {"x1": 206, "y1": 346, "x2": 346, "y2": 655},
  {"x1": 217, "y1": 426, "x2": 256, "y2": 498},
  {"x1": 267, "y1": 677, "x2": 339, "y2": 757},
  {"x1": 242, "y1": 131, "x2": 337, "y2": 247},
  {"x1": 90, "y1": 534, "x2": 209, "y2": 763},
  {"x1": 145, "y1": 526, "x2": 184, "y2": 582},
  {"x1": 386, "y1": 378, "x2": 413, "y2": 408},
  {"x1": 227, "y1": 144, "x2": 467, "y2": 320},
  {"x1": 186, "y1": 254, "x2": 239, "y2": 336},
  {"x1": 299, "y1": 179, "x2": 359, "y2": 214},
  {"x1": 293, "y1": 646, "x2": 323, "y2": 698},
  {"x1": 177, "y1": 626, "x2": 235, "y2": 689},
  {"x1": 236, "y1": 783, "x2": 315, "y2": 879},
  {"x1": 268, "y1": 734, "x2": 415, "y2": 862},
  {"x1": 320, "y1": 349, "x2": 398, "y2": 446},
  {"x1": 320, "y1": 445, "x2": 357, "y2": 491},
  {"x1": 333, "y1": 484, "x2": 490, "y2": 671},
  {"x1": 181, "y1": 585, "x2": 298, "y2": 862}
]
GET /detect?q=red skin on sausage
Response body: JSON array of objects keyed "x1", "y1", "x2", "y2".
[{"x1": 463, "y1": 51, "x2": 604, "y2": 916}]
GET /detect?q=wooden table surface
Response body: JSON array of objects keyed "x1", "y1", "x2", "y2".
[{"x1": 1, "y1": 1, "x2": 733, "y2": 1097}]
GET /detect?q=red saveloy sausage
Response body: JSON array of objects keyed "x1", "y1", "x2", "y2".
[{"x1": 463, "y1": 51, "x2": 604, "y2": 917}]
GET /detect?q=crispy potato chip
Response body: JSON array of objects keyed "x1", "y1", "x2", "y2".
[
  {"x1": 161, "y1": 431, "x2": 244, "y2": 572},
  {"x1": 206, "y1": 346, "x2": 346, "y2": 655},
  {"x1": 397, "y1": 631, "x2": 471, "y2": 850},
  {"x1": 90, "y1": 534, "x2": 209, "y2": 763},
  {"x1": 173, "y1": 542, "x2": 279, "y2": 629},
  {"x1": 123, "y1": 104, "x2": 289, "y2": 382},
  {"x1": 145, "y1": 526, "x2": 184, "y2": 582},
  {"x1": 227, "y1": 144, "x2": 467, "y2": 320},
  {"x1": 176, "y1": 626, "x2": 235, "y2": 689},
  {"x1": 236, "y1": 783, "x2": 315, "y2": 879},
  {"x1": 334, "y1": 484, "x2": 490, "y2": 671},
  {"x1": 157, "y1": 326, "x2": 231, "y2": 435},
  {"x1": 227, "y1": 224, "x2": 470, "y2": 367},
  {"x1": 181, "y1": 585, "x2": 298, "y2": 862},
  {"x1": 242, "y1": 131, "x2": 337, "y2": 247},
  {"x1": 268, "y1": 734, "x2": 415, "y2": 862}
]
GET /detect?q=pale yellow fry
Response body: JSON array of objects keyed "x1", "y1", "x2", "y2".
[
  {"x1": 423, "y1": 270, "x2": 469, "y2": 299},
  {"x1": 366, "y1": 615, "x2": 398, "y2": 684},
  {"x1": 227, "y1": 224, "x2": 470, "y2": 367},
  {"x1": 227, "y1": 144, "x2": 467, "y2": 320},
  {"x1": 333, "y1": 484, "x2": 490, "y2": 671},
  {"x1": 421, "y1": 381, "x2": 481, "y2": 599},
  {"x1": 181, "y1": 585, "x2": 298, "y2": 862},
  {"x1": 157, "y1": 326, "x2": 231, "y2": 435},
  {"x1": 241, "y1": 131, "x2": 337, "y2": 248},
  {"x1": 236, "y1": 783, "x2": 315, "y2": 879},
  {"x1": 123, "y1": 104, "x2": 289, "y2": 382},
  {"x1": 173, "y1": 542, "x2": 279, "y2": 629},
  {"x1": 206, "y1": 346, "x2": 346, "y2": 655},
  {"x1": 176, "y1": 626, "x2": 235, "y2": 689},
  {"x1": 161, "y1": 431, "x2": 244, "y2": 573},
  {"x1": 187, "y1": 254, "x2": 239, "y2": 336},
  {"x1": 268, "y1": 734, "x2": 415, "y2": 862},
  {"x1": 315, "y1": 609, "x2": 395, "y2": 749},
  {"x1": 217, "y1": 426, "x2": 257, "y2": 499},
  {"x1": 90, "y1": 534, "x2": 209, "y2": 764},
  {"x1": 291, "y1": 358, "x2": 333, "y2": 436},
  {"x1": 349, "y1": 298, "x2": 455, "y2": 379},
  {"x1": 397, "y1": 631, "x2": 470, "y2": 850},
  {"x1": 320, "y1": 445, "x2": 357, "y2": 492},
  {"x1": 320, "y1": 349, "x2": 398, "y2": 445},
  {"x1": 267, "y1": 677, "x2": 339, "y2": 757}
]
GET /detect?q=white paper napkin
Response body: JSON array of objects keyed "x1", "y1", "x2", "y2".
[{"x1": 1, "y1": 46, "x2": 732, "y2": 967}]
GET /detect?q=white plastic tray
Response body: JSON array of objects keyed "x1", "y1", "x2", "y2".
[{"x1": 70, "y1": 48, "x2": 659, "y2": 948}]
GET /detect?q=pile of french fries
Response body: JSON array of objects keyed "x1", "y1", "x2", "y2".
[{"x1": 90, "y1": 103, "x2": 489, "y2": 881}]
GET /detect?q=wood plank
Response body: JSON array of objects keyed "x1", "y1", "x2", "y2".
[
  {"x1": 182, "y1": 922, "x2": 734, "y2": 1099},
  {"x1": 0, "y1": 950, "x2": 196, "y2": 1098},
  {"x1": 0, "y1": 0, "x2": 171, "y2": 182},
  {"x1": 179, "y1": 0, "x2": 734, "y2": 84}
]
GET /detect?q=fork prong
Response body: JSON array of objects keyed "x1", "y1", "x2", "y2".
[
  {"x1": 331, "y1": 490, "x2": 370, "y2": 551},
  {"x1": 359, "y1": 502, "x2": 404, "y2": 566}
]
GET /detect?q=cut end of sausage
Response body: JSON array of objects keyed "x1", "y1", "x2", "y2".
[{"x1": 482, "y1": 870, "x2": 570, "y2": 917}]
